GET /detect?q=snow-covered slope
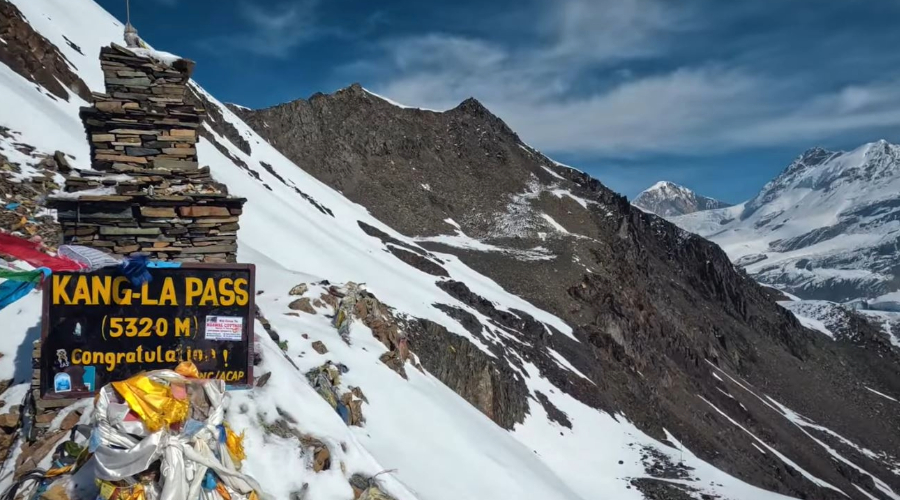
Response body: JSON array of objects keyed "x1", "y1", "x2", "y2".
[
  {"x1": 0, "y1": 1, "x2": 842, "y2": 499},
  {"x1": 632, "y1": 181, "x2": 732, "y2": 217},
  {"x1": 672, "y1": 142, "x2": 900, "y2": 303}
]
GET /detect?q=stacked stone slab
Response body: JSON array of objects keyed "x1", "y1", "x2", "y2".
[
  {"x1": 86, "y1": 45, "x2": 201, "y2": 167},
  {"x1": 51, "y1": 194, "x2": 243, "y2": 262},
  {"x1": 48, "y1": 44, "x2": 245, "y2": 263}
]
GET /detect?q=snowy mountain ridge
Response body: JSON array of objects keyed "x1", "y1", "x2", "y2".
[
  {"x1": 0, "y1": 1, "x2": 898, "y2": 499},
  {"x1": 672, "y1": 140, "x2": 900, "y2": 305},
  {"x1": 632, "y1": 180, "x2": 732, "y2": 217}
]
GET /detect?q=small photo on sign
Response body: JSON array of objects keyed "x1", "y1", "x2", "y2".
[
  {"x1": 54, "y1": 373, "x2": 72, "y2": 393},
  {"x1": 205, "y1": 316, "x2": 243, "y2": 341}
]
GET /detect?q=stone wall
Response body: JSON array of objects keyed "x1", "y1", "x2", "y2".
[
  {"x1": 52, "y1": 194, "x2": 243, "y2": 263},
  {"x1": 49, "y1": 44, "x2": 245, "y2": 263}
]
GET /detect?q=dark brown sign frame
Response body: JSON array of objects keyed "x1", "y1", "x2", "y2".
[{"x1": 39, "y1": 263, "x2": 255, "y2": 399}]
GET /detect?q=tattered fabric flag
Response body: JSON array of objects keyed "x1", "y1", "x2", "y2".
[
  {"x1": 0, "y1": 233, "x2": 84, "y2": 271},
  {"x1": 0, "y1": 267, "x2": 50, "y2": 311},
  {"x1": 119, "y1": 254, "x2": 152, "y2": 287},
  {"x1": 0, "y1": 268, "x2": 47, "y2": 283},
  {"x1": 58, "y1": 245, "x2": 122, "y2": 272}
]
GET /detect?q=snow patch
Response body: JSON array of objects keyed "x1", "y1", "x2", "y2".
[
  {"x1": 864, "y1": 386, "x2": 898, "y2": 403},
  {"x1": 131, "y1": 47, "x2": 183, "y2": 66},
  {"x1": 540, "y1": 213, "x2": 569, "y2": 234},
  {"x1": 540, "y1": 165, "x2": 565, "y2": 180},
  {"x1": 547, "y1": 348, "x2": 593, "y2": 384},
  {"x1": 362, "y1": 87, "x2": 440, "y2": 112}
]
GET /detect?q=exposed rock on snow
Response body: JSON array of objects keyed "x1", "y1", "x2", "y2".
[
  {"x1": 289, "y1": 297, "x2": 317, "y2": 314},
  {"x1": 0, "y1": 0, "x2": 91, "y2": 101},
  {"x1": 778, "y1": 299, "x2": 895, "y2": 351}
]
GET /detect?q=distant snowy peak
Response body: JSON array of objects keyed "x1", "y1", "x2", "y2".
[
  {"x1": 671, "y1": 139, "x2": 900, "y2": 303},
  {"x1": 743, "y1": 140, "x2": 900, "y2": 219},
  {"x1": 632, "y1": 180, "x2": 732, "y2": 217}
]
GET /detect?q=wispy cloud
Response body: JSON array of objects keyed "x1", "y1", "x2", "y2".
[
  {"x1": 356, "y1": 0, "x2": 900, "y2": 158},
  {"x1": 201, "y1": 0, "x2": 323, "y2": 58},
  {"x1": 540, "y1": 0, "x2": 694, "y2": 64}
]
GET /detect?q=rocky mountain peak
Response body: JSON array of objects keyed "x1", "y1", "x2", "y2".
[
  {"x1": 453, "y1": 96, "x2": 489, "y2": 115},
  {"x1": 632, "y1": 180, "x2": 731, "y2": 217},
  {"x1": 745, "y1": 140, "x2": 899, "y2": 219},
  {"x1": 798, "y1": 146, "x2": 835, "y2": 164}
]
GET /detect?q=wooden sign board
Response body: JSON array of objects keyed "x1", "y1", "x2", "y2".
[{"x1": 40, "y1": 264, "x2": 255, "y2": 399}]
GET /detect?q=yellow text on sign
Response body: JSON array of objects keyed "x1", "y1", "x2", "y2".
[
  {"x1": 52, "y1": 275, "x2": 249, "y2": 307},
  {"x1": 105, "y1": 317, "x2": 192, "y2": 339}
]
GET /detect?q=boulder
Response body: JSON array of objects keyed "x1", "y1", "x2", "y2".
[
  {"x1": 16, "y1": 429, "x2": 66, "y2": 479},
  {"x1": 60, "y1": 410, "x2": 81, "y2": 431},
  {"x1": 340, "y1": 391, "x2": 365, "y2": 426},
  {"x1": 311, "y1": 341, "x2": 328, "y2": 354},
  {"x1": 350, "y1": 386, "x2": 369, "y2": 404},
  {"x1": 320, "y1": 293, "x2": 338, "y2": 309},
  {"x1": 0, "y1": 412, "x2": 19, "y2": 429},
  {"x1": 289, "y1": 283, "x2": 308, "y2": 296},
  {"x1": 289, "y1": 484, "x2": 309, "y2": 500},
  {"x1": 350, "y1": 474, "x2": 370, "y2": 498},
  {"x1": 53, "y1": 151, "x2": 72, "y2": 174},
  {"x1": 358, "y1": 487, "x2": 397, "y2": 500},
  {"x1": 289, "y1": 298, "x2": 316, "y2": 314},
  {"x1": 378, "y1": 351, "x2": 407, "y2": 379},
  {"x1": 35, "y1": 411, "x2": 56, "y2": 426},
  {"x1": 255, "y1": 372, "x2": 272, "y2": 388},
  {"x1": 313, "y1": 446, "x2": 330, "y2": 472}
]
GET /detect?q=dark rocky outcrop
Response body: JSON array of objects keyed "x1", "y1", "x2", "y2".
[
  {"x1": 0, "y1": 0, "x2": 90, "y2": 101},
  {"x1": 357, "y1": 221, "x2": 429, "y2": 256},
  {"x1": 534, "y1": 391, "x2": 571, "y2": 429},
  {"x1": 191, "y1": 89, "x2": 251, "y2": 155},
  {"x1": 385, "y1": 246, "x2": 448, "y2": 277},
  {"x1": 403, "y1": 317, "x2": 529, "y2": 429}
]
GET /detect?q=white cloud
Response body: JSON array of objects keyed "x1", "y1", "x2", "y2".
[
  {"x1": 203, "y1": 1, "x2": 321, "y2": 58},
  {"x1": 543, "y1": 0, "x2": 692, "y2": 63},
  {"x1": 360, "y1": 0, "x2": 900, "y2": 157},
  {"x1": 721, "y1": 79, "x2": 900, "y2": 147}
]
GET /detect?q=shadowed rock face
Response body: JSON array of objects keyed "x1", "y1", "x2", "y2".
[
  {"x1": 0, "y1": 0, "x2": 90, "y2": 102},
  {"x1": 235, "y1": 86, "x2": 900, "y2": 499},
  {"x1": 402, "y1": 316, "x2": 529, "y2": 429}
]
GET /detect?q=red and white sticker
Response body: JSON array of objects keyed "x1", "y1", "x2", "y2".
[{"x1": 204, "y1": 316, "x2": 243, "y2": 341}]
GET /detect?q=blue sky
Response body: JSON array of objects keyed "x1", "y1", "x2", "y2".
[{"x1": 97, "y1": 0, "x2": 900, "y2": 202}]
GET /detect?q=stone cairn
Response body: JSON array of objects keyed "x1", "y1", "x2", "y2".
[{"x1": 47, "y1": 44, "x2": 245, "y2": 263}]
